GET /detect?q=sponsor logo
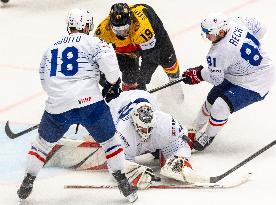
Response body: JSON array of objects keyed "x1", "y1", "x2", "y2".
[{"x1": 78, "y1": 96, "x2": 92, "y2": 104}]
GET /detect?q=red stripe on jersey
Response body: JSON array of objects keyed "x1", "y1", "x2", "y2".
[
  {"x1": 115, "y1": 45, "x2": 140, "y2": 53},
  {"x1": 106, "y1": 148, "x2": 123, "y2": 159},
  {"x1": 28, "y1": 151, "x2": 46, "y2": 163}
]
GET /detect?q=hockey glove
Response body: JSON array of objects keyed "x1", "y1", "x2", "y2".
[
  {"x1": 182, "y1": 65, "x2": 204, "y2": 85},
  {"x1": 102, "y1": 78, "x2": 122, "y2": 103},
  {"x1": 125, "y1": 162, "x2": 158, "y2": 189},
  {"x1": 160, "y1": 155, "x2": 193, "y2": 182}
]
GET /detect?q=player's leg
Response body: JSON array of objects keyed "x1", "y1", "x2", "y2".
[
  {"x1": 82, "y1": 101, "x2": 137, "y2": 202},
  {"x1": 17, "y1": 111, "x2": 71, "y2": 199},
  {"x1": 193, "y1": 80, "x2": 267, "y2": 151},
  {"x1": 159, "y1": 33, "x2": 184, "y2": 103},
  {"x1": 116, "y1": 54, "x2": 141, "y2": 91}
]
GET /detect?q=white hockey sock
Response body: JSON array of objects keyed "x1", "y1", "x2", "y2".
[
  {"x1": 205, "y1": 97, "x2": 230, "y2": 137},
  {"x1": 100, "y1": 133, "x2": 126, "y2": 173},
  {"x1": 193, "y1": 100, "x2": 211, "y2": 131},
  {"x1": 25, "y1": 135, "x2": 56, "y2": 176}
]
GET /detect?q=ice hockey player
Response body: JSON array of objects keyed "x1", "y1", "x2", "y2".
[
  {"x1": 182, "y1": 13, "x2": 275, "y2": 151},
  {"x1": 95, "y1": 3, "x2": 184, "y2": 102},
  {"x1": 17, "y1": 8, "x2": 138, "y2": 203},
  {"x1": 106, "y1": 90, "x2": 195, "y2": 188}
]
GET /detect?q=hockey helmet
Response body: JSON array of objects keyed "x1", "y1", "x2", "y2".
[
  {"x1": 130, "y1": 102, "x2": 156, "y2": 142},
  {"x1": 67, "y1": 8, "x2": 94, "y2": 33},
  {"x1": 110, "y1": 3, "x2": 131, "y2": 37},
  {"x1": 201, "y1": 13, "x2": 229, "y2": 38}
]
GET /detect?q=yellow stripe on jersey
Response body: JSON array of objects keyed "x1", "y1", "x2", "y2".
[{"x1": 163, "y1": 60, "x2": 179, "y2": 74}]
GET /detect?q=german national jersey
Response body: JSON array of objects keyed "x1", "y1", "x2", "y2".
[
  {"x1": 39, "y1": 33, "x2": 121, "y2": 114},
  {"x1": 95, "y1": 4, "x2": 164, "y2": 53},
  {"x1": 201, "y1": 17, "x2": 275, "y2": 96}
]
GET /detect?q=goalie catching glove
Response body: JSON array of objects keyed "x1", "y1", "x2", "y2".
[
  {"x1": 160, "y1": 155, "x2": 193, "y2": 182},
  {"x1": 182, "y1": 65, "x2": 204, "y2": 85},
  {"x1": 125, "y1": 161, "x2": 159, "y2": 189}
]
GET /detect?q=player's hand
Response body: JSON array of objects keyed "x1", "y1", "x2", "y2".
[
  {"x1": 182, "y1": 65, "x2": 204, "y2": 85},
  {"x1": 102, "y1": 78, "x2": 122, "y2": 103}
]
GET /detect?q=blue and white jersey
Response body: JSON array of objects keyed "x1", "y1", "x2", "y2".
[
  {"x1": 201, "y1": 17, "x2": 275, "y2": 96},
  {"x1": 108, "y1": 90, "x2": 190, "y2": 161},
  {"x1": 108, "y1": 90, "x2": 159, "y2": 125},
  {"x1": 39, "y1": 33, "x2": 121, "y2": 114}
]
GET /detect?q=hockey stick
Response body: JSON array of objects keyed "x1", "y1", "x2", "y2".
[
  {"x1": 4, "y1": 77, "x2": 186, "y2": 139},
  {"x1": 5, "y1": 121, "x2": 39, "y2": 139},
  {"x1": 148, "y1": 76, "x2": 186, "y2": 94},
  {"x1": 210, "y1": 139, "x2": 276, "y2": 183},
  {"x1": 64, "y1": 172, "x2": 250, "y2": 189}
]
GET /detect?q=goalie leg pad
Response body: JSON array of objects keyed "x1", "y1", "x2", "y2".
[{"x1": 125, "y1": 161, "x2": 156, "y2": 189}]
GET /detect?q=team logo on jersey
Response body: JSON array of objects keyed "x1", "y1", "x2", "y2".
[{"x1": 78, "y1": 96, "x2": 92, "y2": 104}]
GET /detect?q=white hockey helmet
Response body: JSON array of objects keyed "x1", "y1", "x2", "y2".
[
  {"x1": 67, "y1": 8, "x2": 94, "y2": 33},
  {"x1": 201, "y1": 13, "x2": 229, "y2": 38},
  {"x1": 130, "y1": 102, "x2": 156, "y2": 142}
]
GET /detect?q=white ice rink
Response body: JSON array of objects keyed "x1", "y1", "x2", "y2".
[{"x1": 0, "y1": 0, "x2": 276, "y2": 204}]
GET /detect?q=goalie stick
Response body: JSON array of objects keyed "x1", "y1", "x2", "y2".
[
  {"x1": 64, "y1": 139, "x2": 276, "y2": 188},
  {"x1": 4, "y1": 77, "x2": 187, "y2": 139},
  {"x1": 64, "y1": 172, "x2": 251, "y2": 189}
]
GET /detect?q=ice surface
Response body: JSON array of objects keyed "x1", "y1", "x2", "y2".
[{"x1": 0, "y1": 0, "x2": 276, "y2": 204}]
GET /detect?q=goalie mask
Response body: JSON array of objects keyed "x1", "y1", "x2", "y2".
[
  {"x1": 67, "y1": 8, "x2": 94, "y2": 33},
  {"x1": 130, "y1": 102, "x2": 156, "y2": 142},
  {"x1": 110, "y1": 3, "x2": 131, "y2": 37},
  {"x1": 201, "y1": 13, "x2": 229, "y2": 39}
]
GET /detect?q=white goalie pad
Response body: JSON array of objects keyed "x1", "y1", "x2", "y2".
[{"x1": 44, "y1": 137, "x2": 108, "y2": 171}]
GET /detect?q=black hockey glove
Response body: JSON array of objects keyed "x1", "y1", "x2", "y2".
[{"x1": 102, "y1": 78, "x2": 122, "y2": 103}]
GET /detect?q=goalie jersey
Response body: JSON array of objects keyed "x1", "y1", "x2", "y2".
[
  {"x1": 95, "y1": 4, "x2": 164, "y2": 53},
  {"x1": 108, "y1": 90, "x2": 191, "y2": 161},
  {"x1": 201, "y1": 17, "x2": 275, "y2": 97}
]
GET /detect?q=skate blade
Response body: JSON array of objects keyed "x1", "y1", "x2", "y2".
[{"x1": 127, "y1": 192, "x2": 138, "y2": 203}]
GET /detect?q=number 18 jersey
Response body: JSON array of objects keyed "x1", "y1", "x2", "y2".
[
  {"x1": 39, "y1": 33, "x2": 120, "y2": 114},
  {"x1": 201, "y1": 17, "x2": 275, "y2": 97}
]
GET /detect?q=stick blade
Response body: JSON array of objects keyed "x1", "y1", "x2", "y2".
[{"x1": 5, "y1": 121, "x2": 17, "y2": 139}]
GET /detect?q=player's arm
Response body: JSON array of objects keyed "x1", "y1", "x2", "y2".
[
  {"x1": 39, "y1": 50, "x2": 49, "y2": 91},
  {"x1": 183, "y1": 54, "x2": 225, "y2": 86},
  {"x1": 94, "y1": 39, "x2": 122, "y2": 102}
]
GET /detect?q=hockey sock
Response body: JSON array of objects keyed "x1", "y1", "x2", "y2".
[
  {"x1": 205, "y1": 97, "x2": 230, "y2": 137},
  {"x1": 193, "y1": 100, "x2": 211, "y2": 131},
  {"x1": 25, "y1": 135, "x2": 56, "y2": 176},
  {"x1": 100, "y1": 133, "x2": 125, "y2": 173}
]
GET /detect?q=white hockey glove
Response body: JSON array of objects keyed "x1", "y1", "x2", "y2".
[
  {"x1": 160, "y1": 155, "x2": 193, "y2": 182},
  {"x1": 125, "y1": 161, "x2": 157, "y2": 189}
]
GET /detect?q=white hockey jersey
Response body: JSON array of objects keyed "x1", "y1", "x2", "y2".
[
  {"x1": 108, "y1": 90, "x2": 191, "y2": 161},
  {"x1": 201, "y1": 17, "x2": 275, "y2": 96},
  {"x1": 39, "y1": 33, "x2": 121, "y2": 114}
]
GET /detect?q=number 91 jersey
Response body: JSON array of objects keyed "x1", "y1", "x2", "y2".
[
  {"x1": 95, "y1": 4, "x2": 158, "y2": 53},
  {"x1": 202, "y1": 17, "x2": 275, "y2": 97}
]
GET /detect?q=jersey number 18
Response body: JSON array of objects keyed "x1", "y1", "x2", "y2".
[{"x1": 50, "y1": 46, "x2": 79, "y2": 76}]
